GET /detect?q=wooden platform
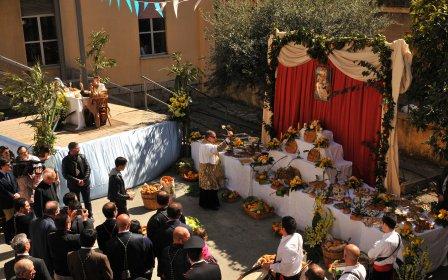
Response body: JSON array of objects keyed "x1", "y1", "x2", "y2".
[{"x1": 0, "y1": 103, "x2": 168, "y2": 148}]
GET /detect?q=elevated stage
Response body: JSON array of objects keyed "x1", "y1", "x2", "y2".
[{"x1": 0, "y1": 104, "x2": 180, "y2": 199}]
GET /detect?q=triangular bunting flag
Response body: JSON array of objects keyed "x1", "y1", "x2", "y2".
[
  {"x1": 134, "y1": 0, "x2": 140, "y2": 16},
  {"x1": 143, "y1": 1, "x2": 149, "y2": 11},
  {"x1": 109, "y1": 0, "x2": 113, "y2": 6},
  {"x1": 194, "y1": 0, "x2": 203, "y2": 11},
  {"x1": 116, "y1": 0, "x2": 121, "y2": 9},
  {"x1": 125, "y1": 0, "x2": 133, "y2": 13},
  {"x1": 154, "y1": 2, "x2": 164, "y2": 17},
  {"x1": 173, "y1": 0, "x2": 179, "y2": 18}
]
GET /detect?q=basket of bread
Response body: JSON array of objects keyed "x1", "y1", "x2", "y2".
[
  {"x1": 140, "y1": 183, "x2": 162, "y2": 210},
  {"x1": 243, "y1": 197, "x2": 275, "y2": 220}
]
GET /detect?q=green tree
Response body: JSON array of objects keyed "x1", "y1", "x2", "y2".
[
  {"x1": 77, "y1": 29, "x2": 117, "y2": 82},
  {"x1": 205, "y1": 0, "x2": 392, "y2": 93},
  {"x1": 406, "y1": 0, "x2": 448, "y2": 159},
  {"x1": 163, "y1": 52, "x2": 203, "y2": 92},
  {"x1": 1, "y1": 65, "x2": 67, "y2": 153}
]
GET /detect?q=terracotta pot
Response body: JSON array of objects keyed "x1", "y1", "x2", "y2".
[
  {"x1": 307, "y1": 148, "x2": 321, "y2": 162},
  {"x1": 304, "y1": 131, "x2": 317, "y2": 143}
]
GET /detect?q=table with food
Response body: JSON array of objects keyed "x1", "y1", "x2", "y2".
[{"x1": 190, "y1": 122, "x2": 448, "y2": 271}]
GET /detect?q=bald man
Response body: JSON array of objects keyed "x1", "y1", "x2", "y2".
[
  {"x1": 303, "y1": 263, "x2": 326, "y2": 280},
  {"x1": 14, "y1": 258, "x2": 37, "y2": 280},
  {"x1": 34, "y1": 168, "x2": 59, "y2": 218},
  {"x1": 29, "y1": 201, "x2": 59, "y2": 274},
  {"x1": 105, "y1": 214, "x2": 155, "y2": 280},
  {"x1": 340, "y1": 244, "x2": 366, "y2": 280},
  {"x1": 158, "y1": 226, "x2": 191, "y2": 279}
]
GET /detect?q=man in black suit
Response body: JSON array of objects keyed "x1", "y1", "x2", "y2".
[
  {"x1": 61, "y1": 142, "x2": 93, "y2": 218},
  {"x1": 155, "y1": 202, "x2": 191, "y2": 258},
  {"x1": 12, "y1": 258, "x2": 36, "y2": 280},
  {"x1": 105, "y1": 214, "x2": 155, "y2": 280},
  {"x1": 0, "y1": 158, "x2": 20, "y2": 221},
  {"x1": 29, "y1": 201, "x2": 59, "y2": 275},
  {"x1": 67, "y1": 229, "x2": 113, "y2": 280},
  {"x1": 33, "y1": 168, "x2": 59, "y2": 218},
  {"x1": 68, "y1": 200, "x2": 95, "y2": 234},
  {"x1": 96, "y1": 202, "x2": 118, "y2": 253},
  {"x1": 146, "y1": 191, "x2": 170, "y2": 242},
  {"x1": 4, "y1": 198, "x2": 35, "y2": 244},
  {"x1": 4, "y1": 233, "x2": 52, "y2": 280},
  {"x1": 158, "y1": 226, "x2": 191, "y2": 280},
  {"x1": 48, "y1": 213, "x2": 87, "y2": 279},
  {"x1": 107, "y1": 157, "x2": 134, "y2": 215},
  {"x1": 184, "y1": 236, "x2": 221, "y2": 280}
]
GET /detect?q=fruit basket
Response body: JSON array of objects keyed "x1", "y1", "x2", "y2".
[
  {"x1": 140, "y1": 183, "x2": 162, "y2": 210},
  {"x1": 307, "y1": 148, "x2": 322, "y2": 162},
  {"x1": 321, "y1": 239, "x2": 347, "y2": 268},
  {"x1": 160, "y1": 176, "x2": 175, "y2": 197},
  {"x1": 182, "y1": 170, "x2": 199, "y2": 182},
  {"x1": 221, "y1": 189, "x2": 241, "y2": 203},
  {"x1": 243, "y1": 197, "x2": 275, "y2": 220}
]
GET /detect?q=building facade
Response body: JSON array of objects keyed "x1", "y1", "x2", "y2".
[{"x1": 0, "y1": 0, "x2": 211, "y2": 87}]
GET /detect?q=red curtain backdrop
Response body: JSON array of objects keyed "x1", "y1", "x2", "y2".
[{"x1": 273, "y1": 60, "x2": 383, "y2": 184}]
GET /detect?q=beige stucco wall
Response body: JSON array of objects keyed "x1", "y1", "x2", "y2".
[{"x1": 0, "y1": 0, "x2": 27, "y2": 70}]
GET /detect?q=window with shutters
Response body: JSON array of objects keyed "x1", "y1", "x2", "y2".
[
  {"x1": 138, "y1": 9, "x2": 167, "y2": 56},
  {"x1": 22, "y1": 15, "x2": 60, "y2": 66}
]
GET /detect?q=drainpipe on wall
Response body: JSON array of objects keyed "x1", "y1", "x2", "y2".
[
  {"x1": 74, "y1": 0, "x2": 87, "y2": 85},
  {"x1": 53, "y1": 0, "x2": 66, "y2": 79}
]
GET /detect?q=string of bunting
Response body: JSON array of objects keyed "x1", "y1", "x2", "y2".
[{"x1": 103, "y1": 0, "x2": 203, "y2": 17}]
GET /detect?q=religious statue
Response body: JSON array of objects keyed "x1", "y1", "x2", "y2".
[{"x1": 314, "y1": 66, "x2": 332, "y2": 101}]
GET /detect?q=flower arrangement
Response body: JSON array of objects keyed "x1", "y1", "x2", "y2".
[
  {"x1": 289, "y1": 176, "x2": 305, "y2": 191},
  {"x1": 398, "y1": 233, "x2": 431, "y2": 280},
  {"x1": 232, "y1": 137, "x2": 244, "y2": 148},
  {"x1": 189, "y1": 131, "x2": 203, "y2": 142},
  {"x1": 266, "y1": 138, "x2": 281, "y2": 150},
  {"x1": 168, "y1": 90, "x2": 192, "y2": 119},
  {"x1": 251, "y1": 153, "x2": 274, "y2": 167},
  {"x1": 304, "y1": 196, "x2": 335, "y2": 248},
  {"x1": 314, "y1": 137, "x2": 329, "y2": 148},
  {"x1": 315, "y1": 157, "x2": 333, "y2": 169},
  {"x1": 435, "y1": 209, "x2": 448, "y2": 227},
  {"x1": 280, "y1": 126, "x2": 299, "y2": 142},
  {"x1": 345, "y1": 176, "x2": 363, "y2": 189},
  {"x1": 305, "y1": 120, "x2": 322, "y2": 132}
]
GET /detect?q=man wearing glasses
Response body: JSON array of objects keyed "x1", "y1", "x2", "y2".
[{"x1": 0, "y1": 158, "x2": 20, "y2": 221}]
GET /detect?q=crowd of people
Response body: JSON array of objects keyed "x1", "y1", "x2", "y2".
[{"x1": 1, "y1": 137, "x2": 403, "y2": 280}]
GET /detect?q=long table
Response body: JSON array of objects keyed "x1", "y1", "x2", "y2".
[{"x1": 191, "y1": 141, "x2": 448, "y2": 271}]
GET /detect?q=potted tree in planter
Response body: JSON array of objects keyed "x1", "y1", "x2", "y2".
[{"x1": 1, "y1": 64, "x2": 67, "y2": 154}]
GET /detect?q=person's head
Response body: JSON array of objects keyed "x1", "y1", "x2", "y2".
[
  {"x1": 0, "y1": 158, "x2": 12, "y2": 173},
  {"x1": 344, "y1": 244, "x2": 360, "y2": 266},
  {"x1": 281, "y1": 216, "x2": 297, "y2": 236},
  {"x1": 54, "y1": 213, "x2": 71, "y2": 231},
  {"x1": 44, "y1": 201, "x2": 60, "y2": 218},
  {"x1": 11, "y1": 233, "x2": 31, "y2": 254},
  {"x1": 184, "y1": 236, "x2": 205, "y2": 263},
  {"x1": 17, "y1": 146, "x2": 29, "y2": 160},
  {"x1": 69, "y1": 200, "x2": 83, "y2": 212},
  {"x1": 42, "y1": 168, "x2": 57, "y2": 184},
  {"x1": 381, "y1": 213, "x2": 397, "y2": 233},
  {"x1": 0, "y1": 146, "x2": 11, "y2": 160},
  {"x1": 102, "y1": 202, "x2": 117, "y2": 219},
  {"x1": 304, "y1": 263, "x2": 326, "y2": 280},
  {"x1": 37, "y1": 145, "x2": 51, "y2": 161},
  {"x1": 167, "y1": 202, "x2": 183, "y2": 220},
  {"x1": 205, "y1": 130, "x2": 217, "y2": 143},
  {"x1": 63, "y1": 192, "x2": 78, "y2": 207},
  {"x1": 117, "y1": 214, "x2": 131, "y2": 232},
  {"x1": 14, "y1": 258, "x2": 36, "y2": 279},
  {"x1": 193, "y1": 227, "x2": 208, "y2": 241},
  {"x1": 156, "y1": 191, "x2": 170, "y2": 207},
  {"x1": 130, "y1": 220, "x2": 142, "y2": 234},
  {"x1": 115, "y1": 157, "x2": 128, "y2": 171},
  {"x1": 14, "y1": 198, "x2": 31, "y2": 215},
  {"x1": 80, "y1": 229, "x2": 97, "y2": 248},
  {"x1": 92, "y1": 76, "x2": 100, "y2": 85},
  {"x1": 68, "y1": 142, "x2": 80, "y2": 156},
  {"x1": 173, "y1": 226, "x2": 190, "y2": 245}
]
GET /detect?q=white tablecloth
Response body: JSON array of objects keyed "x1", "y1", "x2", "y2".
[
  {"x1": 65, "y1": 96, "x2": 88, "y2": 130},
  {"x1": 190, "y1": 141, "x2": 448, "y2": 271}
]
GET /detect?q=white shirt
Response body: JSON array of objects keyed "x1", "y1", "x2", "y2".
[
  {"x1": 339, "y1": 263, "x2": 366, "y2": 280},
  {"x1": 270, "y1": 233, "x2": 303, "y2": 277},
  {"x1": 368, "y1": 230, "x2": 401, "y2": 266},
  {"x1": 199, "y1": 142, "x2": 220, "y2": 165}
]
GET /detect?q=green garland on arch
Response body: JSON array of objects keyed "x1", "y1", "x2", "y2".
[{"x1": 265, "y1": 28, "x2": 394, "y2": 191}]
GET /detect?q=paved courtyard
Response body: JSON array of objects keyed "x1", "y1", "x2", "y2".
[{"x1": 1, "y1": 169, "x2": 448, "y2": 279}]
